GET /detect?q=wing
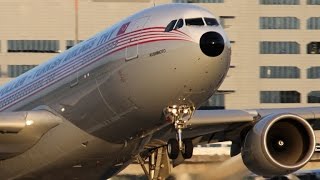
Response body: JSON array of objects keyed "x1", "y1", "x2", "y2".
[
  {"x1": 187, "y1": 107, "x2": 320, "y2": 176},
  {"x1": 148, "y1": 107, "x2": 320, "y2": 177},
  {"x1": 182, "y1": 107, "x2": 320, "y2": 141},
  {"x1": 0, "y1": 110, "x2": 62, "y2": 160}
]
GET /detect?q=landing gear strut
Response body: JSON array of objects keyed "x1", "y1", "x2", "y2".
[
  {"x1": 164, "y1": 105, "x2": 195, "y2": 160},
  {"x1": 137, "y1": 147, "x2": 171, "y2": 180}
]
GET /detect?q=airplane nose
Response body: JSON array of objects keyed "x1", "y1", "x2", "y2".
[{"x1": 199, "y1": 31, "x2": 225, "y2": 57}]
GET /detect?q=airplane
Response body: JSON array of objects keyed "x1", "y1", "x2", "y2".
[{"x1": 0, "y1": 3, "x2": 318, "y2": 180}]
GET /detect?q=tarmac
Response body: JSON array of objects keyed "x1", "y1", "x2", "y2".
[{"x1": 113, "y1": 153, "x2": 320, "y2": 180}]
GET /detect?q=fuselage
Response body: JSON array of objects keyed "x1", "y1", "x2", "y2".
[{"x1": 0, "y1": 4, "x2": 231, "y2": 179}]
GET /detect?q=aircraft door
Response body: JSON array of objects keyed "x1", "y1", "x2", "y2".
[
  {"x1": 125, "y1": 16, "x2": 150, "y2": 61},
  {"x1": 70, "y1": 66, "x2": 79, "y2": 88}
]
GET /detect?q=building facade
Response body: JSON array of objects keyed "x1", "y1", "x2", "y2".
[{"x1": 0, "y1": 0, "x2": 320, "y2": 109}]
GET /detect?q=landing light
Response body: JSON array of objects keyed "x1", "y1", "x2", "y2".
[
  {"x1": 26, "y1": 120, "x2": 34, "y2": 126},
  {"x1": 172, "y1": 109, "x2": 177, "y2": 114}
]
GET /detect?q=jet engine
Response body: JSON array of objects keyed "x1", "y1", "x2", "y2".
[{"x1": 241, "y1": 113, "x2": 315, "y2": 177}]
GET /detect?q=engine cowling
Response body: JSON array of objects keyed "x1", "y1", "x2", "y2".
[{"x1": 241, "y1": 113, "x2": 315, "y2": 177}]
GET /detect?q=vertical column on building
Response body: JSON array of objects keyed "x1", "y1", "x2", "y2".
[
  {"x1": 60, "y1": 40, "x2": 66, "y2": 52},
  {"x1": 0, "y1": 40, "x2": 8, "y2": 79}
]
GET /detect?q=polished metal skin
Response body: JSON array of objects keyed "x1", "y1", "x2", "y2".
[
  {"x1": 0, "y1": 3, "x2": 316, "y2": 180},
  {"x1": 0, "y1": 4, "x2": 230, "y2": 179}
]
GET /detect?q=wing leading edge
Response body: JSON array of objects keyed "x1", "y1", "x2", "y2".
[
  {"x1": 186, "y1": 107, "x2": 320, "y2": 127},
  {"x1": 177, "y1": 107, "x2": 320, "y2": 177}
]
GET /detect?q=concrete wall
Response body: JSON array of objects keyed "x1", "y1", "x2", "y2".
[{"x1": 0, "y1": 0, "x2": 320, "y2": 109}]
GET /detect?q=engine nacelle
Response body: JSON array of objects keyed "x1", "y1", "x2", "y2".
[{"x1": 241, "y1": 113, "x2": 315, "y2": 177}]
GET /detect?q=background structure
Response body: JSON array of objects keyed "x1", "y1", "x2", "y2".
[{"x1": 1, "y1": 0, "x2": 320, "y2": 109}]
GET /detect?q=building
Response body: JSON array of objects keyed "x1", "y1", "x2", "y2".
[{"x1": 1, "y1": 0, "x2": 320, "y2": 109}]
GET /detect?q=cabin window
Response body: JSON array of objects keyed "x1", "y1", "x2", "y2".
[
  {"x1": 165, "y1": 20, "x2": 177, "y2": 32},
  {"x1": 204, "y1": 18, "x2": 219, "y2": 26},
  {"x1": 174, "y1": 19, "x2": 184, "y2": 30},
  {"x1": 185, "y1": 18, "x2": 205, "y2": 26}
]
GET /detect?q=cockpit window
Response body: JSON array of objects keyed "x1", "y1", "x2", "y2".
[
  {"x1": 174, "y1": 19, "x2": 184, "y2": 30},
  {"x1": 185, "y1": 18, "x2": 205, "y2": 26},
  {"x1": 165, "y1": 20, "x2": 177, "y2": 32},
  {"x1": 204, "y1": 18, "x2": 219, "y2": 26}
]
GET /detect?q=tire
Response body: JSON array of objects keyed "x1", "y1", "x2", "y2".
[
  {"x1": 182, "y1": 139, "x2": 193, "y2": 159},
  {"x1": 167, "y1": 139, "x2": 179, "y2": 159}
]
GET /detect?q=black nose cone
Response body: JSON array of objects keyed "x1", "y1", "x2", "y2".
[{"x1": 200, "y1": 31, "x2": 225, "y2": 57}]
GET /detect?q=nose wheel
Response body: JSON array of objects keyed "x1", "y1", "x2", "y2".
[
  {"x1": 164, "y1": 105, "x2": 195, "y2": 160},
  {"x1": 167, "y1": 139, "x2": 179, "y2": 159},
  {"x1": 167, "y1": 138, "x2": 194, "y2": 160},
  {"x1": 181, "y1": 139, "x2": 193, "y2": 159}
]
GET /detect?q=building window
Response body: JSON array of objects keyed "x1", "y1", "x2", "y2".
[
  {"x1": 307, "y1": 17, "x2": 320, "y2": 29},
  {"x1": 260, "y1": 0, "x2": 299, "y2": 4},
  {"x1": 260, "y1": 91, "x2": 300, "y2": 103},
  {"x1": 260, "y1": 17, "x2": 300, "y2": 29},
  {"x1": 307, "y1": 67, "x2": 320, "y2": 79},
  {"x1": 209, "y1": 94, "x2": 225, "y2": 107},
  {"x1": 307, "y1": 42, "x2": 320, "y2": 54},
  {"x1": 219, "y1": 16, "x2": 235, "y2": 29},
  {"x1": 66, "y1": 40, "x2": 83, "y2": 49},
  {"x1": 173, "y1": 0, "x2": 224, "y2": 3},
  {"x1": 8, "y1": 65, "x2": 37, "y2": 77},
  {"x1": 307, "y1": 0, "x2": 320, "y2": 5},
  {"x1": 200, "y1": 94, "x2": 225, "y2": 109},
  {"x1": 260, "y1": 66, "x2": 300, "y2": 78},
  {"x1": 7, "y1": 40, "x2": 59, "y2": 53},
  {"x1": 308, "y1": 91, "x2": 320, "y2": 103},
  {"x1": 260, "y1": 41, "x2": 300, "y2": 54}
]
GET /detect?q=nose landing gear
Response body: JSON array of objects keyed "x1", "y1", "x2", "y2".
[
  {"x1": 167, "y1": 138, "x2": 193, "y2": 159},
  {"x1": 164, "y1": 105, "x2": 195, "y2": 160}
]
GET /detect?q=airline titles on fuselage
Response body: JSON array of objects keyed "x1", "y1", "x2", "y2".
[{"x1": 0, "y1": 22, "x2": 130, "y2": 109}]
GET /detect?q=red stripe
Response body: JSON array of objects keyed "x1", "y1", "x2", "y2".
[
  {"x1": 0, "y1": 27, "x2": 191, "y2": 100},
  {"x1": 0, "y1": 29, "x2": 189, "y2": 101},
  {"x1": 0, "y1": 37, "x2": 191, "y2": 111},
  {"x1": 114, "y1": 30, "x2": 187, "y2": 44},
  {"x1": 1, "y1": 31, "x2": 190, "y2": 104}
]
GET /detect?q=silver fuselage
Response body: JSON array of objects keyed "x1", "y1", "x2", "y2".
[{"x1": 0, "y1": 4, "x2": 230, "y2": 179}]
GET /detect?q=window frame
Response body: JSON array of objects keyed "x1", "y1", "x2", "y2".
[
  {"x1": 204, "y1": 17, "x2": 220, "y2": 26},
  {"x1": 174, "y1": 18, "x2": 184, "y2": 30},
  {"x1": 164, "y1": 20, "x2": 178, "y2": 32},
  {"x1": 260, "y1": 91, "x2": 301, "y2": 103},
  {"x1": 185, "y1": 17, "x2": 205, "y2": 26}
]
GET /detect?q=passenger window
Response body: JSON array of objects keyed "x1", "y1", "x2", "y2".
[
  {"x1": 204, "y1": 18, "x2": 219, "y2": 26},
  {"x1": 165, "y1": 20, "x2": 177, "y2": 32},
  {"x1": 185, "y1": 18, "x2": 204, "y2": 26},
  {"x1": 174, "y1": 19, "x2": 184, "y2": 30}
]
